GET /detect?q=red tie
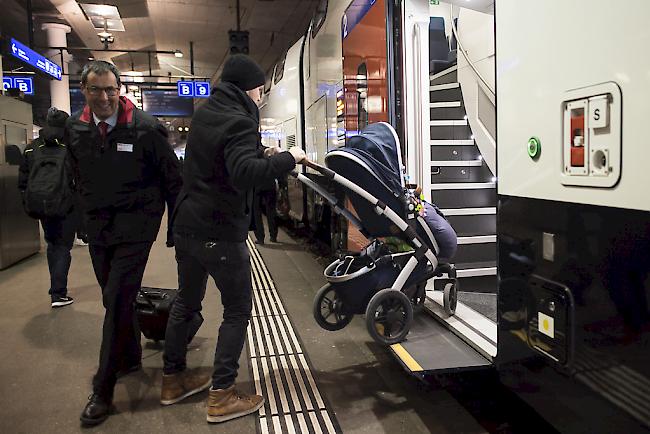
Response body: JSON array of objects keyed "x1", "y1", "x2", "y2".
[{"x1": 98, "y1": 121, "x2": 109, "y2": 139}]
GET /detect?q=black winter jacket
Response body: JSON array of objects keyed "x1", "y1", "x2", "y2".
[
  {"x1": 172, "y1": 82, "x2": 295, "y2": 241},
  {"x1": 65, "y1": 97, "x2": 182, "y2": 245}
]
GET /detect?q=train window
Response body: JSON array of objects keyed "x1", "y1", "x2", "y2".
[
  {"x1": 311, "y1": 0, "x2": 328, "y2": 39},
  {"x1": 274, "y1": 54, "x2": 287, "y2": 85},
  {"x1": 264, "y1": 66, "x2": 274, "y2": 94}
]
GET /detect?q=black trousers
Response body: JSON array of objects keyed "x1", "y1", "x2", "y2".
[
  {"x1": 88, "y1": 241, "x2": 153, "y2": 397},
  {"x1": 41, "y1": 213, "x2": 76, "y2": 299},
  {"x1": 163, "y1": 234, "x2": 252, "y2": 390},
  {"x1": 254, "y1": 189, "x2": 278, "y2": 242}
]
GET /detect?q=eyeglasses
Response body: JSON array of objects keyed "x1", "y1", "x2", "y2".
[{"x1": 86, "y1": 86, "x2": 119, "y2": 96}]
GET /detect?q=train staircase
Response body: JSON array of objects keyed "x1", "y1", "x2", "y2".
[{"x1": 427, "y1": 66, "x2": 497, "y2": 322}]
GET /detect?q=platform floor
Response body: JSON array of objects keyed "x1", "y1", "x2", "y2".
[{"x1": 0, "y1": 221, "x2": 489, "y2": 434}]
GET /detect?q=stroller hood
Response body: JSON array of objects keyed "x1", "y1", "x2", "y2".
[{"x1": 341, "y1": 122, "x2": 404, "y2": 195}]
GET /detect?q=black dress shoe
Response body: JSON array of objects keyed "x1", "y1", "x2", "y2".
[
  {"x1": 80, "y1": 394, "x2": 113, "y2": 426},
  {"x1": 255, "y1": 239, "x2": 264, "y2": 245},
  {"x1": 116, "y1": 362, "x2": 142, "y2": 379}
]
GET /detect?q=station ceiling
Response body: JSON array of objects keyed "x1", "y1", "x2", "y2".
[{"x1": 3, "y1": 0, "x2": 318, "y2": 83}]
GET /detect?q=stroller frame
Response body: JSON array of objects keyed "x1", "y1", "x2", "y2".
[{"x1": 291, "y1": 123, "x2": 458, "y2": 344}]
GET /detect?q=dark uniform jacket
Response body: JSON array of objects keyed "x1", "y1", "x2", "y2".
[
  {"x1": 172, "y1": 81, "x2": 295, "y2": 242},
  {"x1": 65, "y1": 96, "x2": 182, "y2": 245}
]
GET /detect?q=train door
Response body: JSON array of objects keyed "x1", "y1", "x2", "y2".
[
  {"x1": 340, "y1": 0, "x2": 391, "y2": 252},
  {"x1": 382, "y1": 0, "x2": 499, "y2": 375}
]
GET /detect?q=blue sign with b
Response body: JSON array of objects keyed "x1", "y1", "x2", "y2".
[
  {"x1": 3, "y1": 76, "x2": 34, "y2": 95},
  {"x1": 177, "y1": 81, "x2": 194, "y2": 97}
]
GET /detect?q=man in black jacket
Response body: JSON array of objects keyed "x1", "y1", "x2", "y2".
[
  {"x1": 161, "y1": 54, "x2": 306, "y2": 423},
  {"x1": 66, "y1": 61, "x2": 182, "y2": 426},
  {"x1": 18, "y1": 108, "x2": 76, "y2": 308}
]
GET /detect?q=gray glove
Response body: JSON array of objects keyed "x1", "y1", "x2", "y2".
[{"x1": 288, "y1": 146, "x2": 307, "y2": 164}]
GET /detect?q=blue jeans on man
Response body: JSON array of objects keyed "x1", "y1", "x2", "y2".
[{"x1": 41, "y1": 213, "x2": 76, "y2": 300}]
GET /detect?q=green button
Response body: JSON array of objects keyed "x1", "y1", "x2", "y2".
[{"x1": 527, "y1": 137, "x2": 541, "y2": 159}]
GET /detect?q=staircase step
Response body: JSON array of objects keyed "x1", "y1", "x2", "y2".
[
  {"x1": 454, "y1": 239, "x2": 497, "y2": 264},
  {"x1": 430, "y1": 139, "x2": 474, "y2": 146},
  {"x1": 430, "y1": 65, "x2": 458, "y2": 85},
  {"x1": 431, "y1": 160, "x2": 482, "y2": 167},
  {"x1": 430, "y1": 119, "x2": 467, "y2": 127},
  {"x1": 430, "y1": 124, "x2": 472, "y2": 140},
  {"x1": 430, "y1": 105, "x2": 466, "y2": 120},
  {"x1": 441, "y1": 207, "x2": 496, "y2": 215},
  {"x1": 430, "y1": 87, "x2": 462, "y2": 103},
  {"x1": 430, "y1": 101, "x2": 461, "y2": 108},
  {"x1": 430, "y1": 145, "x2": 481, "y2": 163},
  {"x1": 431, "y1": 183, "x2": 497, "y2": 209},
  {"x1": 434, "y1": 273, "x2": 497, "y2": 294},
  {"x1": 446, "y1": 213, "x2": 496, "y2": 237},
  {"x1": 430, "y1": 82, "x2": 459, "y2": 91},
  {"x1": 431, "y1": 163, "x2": 493, "y2": 183}
]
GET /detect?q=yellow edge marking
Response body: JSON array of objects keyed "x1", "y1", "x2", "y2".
[{"x1": 390, "y1": 343, "x2": 423, "y2": 372}]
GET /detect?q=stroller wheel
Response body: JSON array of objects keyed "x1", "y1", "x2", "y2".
[
  {"x1": 443, "y1": 280, "x2": 458, "y2": 315},
  {"x1": 313, "y1": 284, "x2": 353, "y2": 331},
  {"x1": 365, "y1": 289, "x2": 413, "y2": 345}
]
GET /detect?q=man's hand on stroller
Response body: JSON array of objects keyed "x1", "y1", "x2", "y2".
[{"x1": 288, "y1": 146, "x2": 308, "y2": 164}]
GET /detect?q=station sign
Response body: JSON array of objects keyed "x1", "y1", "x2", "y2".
[
  {"x1": 2, "y1": 76, "x2": 34, "y2": 95},
  {"x1": 177, "y1": 81, "x2": 210, "y2": 98},
  {"x1": 10, "y1": 38, "x2": 62, "y2": 80}
]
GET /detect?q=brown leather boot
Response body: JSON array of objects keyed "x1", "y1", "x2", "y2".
[
  {"x1": 206, "y1": 385, "x2": 264, "y2": 423},
  {"x1": 160, "y1": 367, "x2": 212, "y2": 405}
]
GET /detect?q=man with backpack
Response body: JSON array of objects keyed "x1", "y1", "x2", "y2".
[{"x1": 18, "y1": 107, "x2": 75, "y2": 308}]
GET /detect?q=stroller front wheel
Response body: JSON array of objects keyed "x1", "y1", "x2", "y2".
[
  {"x1": 443, "y1": 280, "x2": 458, "y2": 315},
  {"x1": 313, "y1": 284, "x2": 354, "y2": 331},
  {"x1": 365, "y1": 289, "x2": 413, "y2": 345}
]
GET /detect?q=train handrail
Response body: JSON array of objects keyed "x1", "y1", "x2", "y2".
[
  {"x1": 450, "y1": 8, "x2": 495, "y2": 98},
  {"x1": 413, "y1": 22, "x2": 424, "y2": 187}
]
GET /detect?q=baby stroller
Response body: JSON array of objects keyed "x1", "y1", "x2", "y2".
[{"x1": 293, "y1": 122, "x2": 459, "y2": 345}]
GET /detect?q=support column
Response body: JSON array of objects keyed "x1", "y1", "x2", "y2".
[{"x1": 41, "y1": 23, "x2": 72, "y2": 113}]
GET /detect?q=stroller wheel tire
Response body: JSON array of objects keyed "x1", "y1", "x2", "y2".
[
  {"x1": 365, "y1": 289, "x2": 413, "y2": 345},
  {"x1": 443, "y1": 281, "x2": 458, "y2": 315},
  {"x1": 313, "y1": 284, "x2": 353, "y2": 331}
]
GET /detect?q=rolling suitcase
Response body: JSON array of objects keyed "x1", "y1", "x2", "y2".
[{"x1": 135, "y1": 287, "x2": 203, "y2": 342}]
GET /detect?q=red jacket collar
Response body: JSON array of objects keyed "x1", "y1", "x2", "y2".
[{"x1": 79, "y1": 96, "x2": 135, "y2": 126}]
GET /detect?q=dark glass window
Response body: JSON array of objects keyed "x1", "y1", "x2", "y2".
[{"x1": 311, "y1": 0, "x2": 328, "y2": 38}]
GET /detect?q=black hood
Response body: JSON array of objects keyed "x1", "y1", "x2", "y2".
[
  {"x1": 210, "y1": 81, "x2": 259, "y2": 123},
  {"x1": 39, "y1": 125, "x2": 65, "y2": 144}
]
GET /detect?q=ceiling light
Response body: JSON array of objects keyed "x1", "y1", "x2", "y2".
[{"x1": 174, "y1": 50, "x2": 183, "y2": 58}]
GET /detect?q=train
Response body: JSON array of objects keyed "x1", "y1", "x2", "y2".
[{"x1": 260, "y1": 0, "x2": 650, "y2": 432}]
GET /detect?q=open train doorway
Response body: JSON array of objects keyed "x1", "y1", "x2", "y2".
[{"x1": 396, "y1": 0, "x2": 498, "y2": 367}]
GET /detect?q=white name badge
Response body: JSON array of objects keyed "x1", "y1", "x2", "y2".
[{"x1": 117, "y1": 143, "x2": 133, "y2": 152}]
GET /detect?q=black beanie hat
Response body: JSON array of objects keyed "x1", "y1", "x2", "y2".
[
  {"x1": 47, "y1": 107, "x2": 69, "y2": 128},
  {"x1": 220, "y1": 54, "x2": 266, "y2": 91}
]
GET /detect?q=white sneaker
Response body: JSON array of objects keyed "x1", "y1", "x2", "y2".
[{"x1": 74, "y1": 238, "x2": 88, "y2": 246}]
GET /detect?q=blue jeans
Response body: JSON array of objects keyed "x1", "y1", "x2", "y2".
[
  {"x1": 163, "y1": 234, "x2": 252, "y2": 389},
  {"x1": 41, "y1": 214, "x2": 76, "y2": 299}
]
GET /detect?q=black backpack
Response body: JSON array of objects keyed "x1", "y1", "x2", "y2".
[{"x1": 24, "y1": 140, "x2": 73, "y2": 219}]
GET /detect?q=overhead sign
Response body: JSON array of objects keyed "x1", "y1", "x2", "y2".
[
  {"x1": 2, "y1": 76, "x2": 34, "y2": 95},
  {"x1": 342, "y1": 0, "x2": 377, "y2": 39},
  {"x1": 177, "y1": 81, "x2": 210, "y2": 98},
  {"x1": 10, "y1": 38, "x2": 62, "y2": 81}
]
